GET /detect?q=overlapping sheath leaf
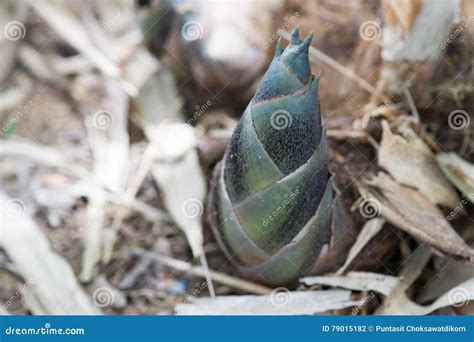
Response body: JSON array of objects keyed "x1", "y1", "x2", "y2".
[{"x1": 209, "y1": 29, "x2": 337, "y2": 286}]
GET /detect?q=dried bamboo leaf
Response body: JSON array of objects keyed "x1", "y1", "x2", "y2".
[
  {"x1": 419, "y1": 258, "x2": 474, "y2": 304},
  {"x1": 123, "y1": 48, "x2": 160, "y2": 91},
  {"x1": 378, "y1": 244, "x2": 432, "y2": 314},
  {"x1": 423, "y1": 277, "x2": 474, "y2": 314},
  {"x1": 359, "y1": 172, "x2": 474, "y2": 260},
  {"x1": 383, "y1": 277, "x2": 474, "y2": 315},
  {"x1": 0, "y1": 139, "x2": 166, "y2": 224},
  {"x1": 378, "y1": 120, "x2": 459, "y2": 207},
  {"x1": 132, "y1": 61, "x2": 214, "y2": 290},
  {"x1": 437, "y1": 152, "x2": 474, "y2": 201},
  {"x1": 87, "y1": 80, "x2": 130, "y2": 193},
  {"x1": 336, "y1": 218, "x2": 385, "y2": 275},
  {"x1": 175, "y1": 290, "x2": 362, "y2": 315},
  {"x1": 0, "y1": 191, "x2": 100, "y2": 314},
  {"x1": 80, "y1": 79, "x2": 130, "y2": 282},
  {"x1": 301, "y1": 272, "x2": 400, "y2": 297},
  {"x1": 150, "y1": 123, "x2": 207, "y2": 258},
  {"x1": 134, "y1": 66, "x2": 184, "y2": 126}
]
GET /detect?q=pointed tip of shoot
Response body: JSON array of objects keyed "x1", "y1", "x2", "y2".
[
  {"x1": 290, "y1": 27, "x2": 300, "y2": 45},
  {"x1": 298, "y1": 32, "x2": 313, "y2": 53}
]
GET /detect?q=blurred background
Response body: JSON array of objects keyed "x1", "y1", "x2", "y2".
[{"x1": 0, "y1": 0, "x2": 473, "y2": 315}]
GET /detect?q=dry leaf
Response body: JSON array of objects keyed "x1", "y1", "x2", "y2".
[
  {"x1": 133, "y1": 66, "x2": 184, "y2": 125},
  {"x1": 336, "y1": 218, "x2": 385, "y2": 275},
  {"x1": 378, "y1": 244, "x2": 431, "y2": 314},
  {"x1": 419, "y1": 258, "x2": 474, "y2": 304},
  {"x1": 150, "y1": 123, "x2": 207, "y2": 258},
  {"x1": 384, "y1": 277, "x2": 474, "y2": 315},
  {"x1": 378, "y1": 120, "x2": 459, "y2": 207},
  {"x1": 437, "y1": 152, "x2": 474, "y2": 202},
  {"x1": 359, "y1": 172, "x2": 474, "y2": 260},
  {"x1": 131, "y1": 61, "x2": 206, "y2": 258},
  {"x1": 301, "y1": 271, "x2": 400, "y2": 297},
  {"x1": 175, "y1": 290, "x2": 363, "y2": 315}
]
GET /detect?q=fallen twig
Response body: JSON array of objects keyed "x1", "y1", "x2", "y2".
[{"x1": 129, "y1": 248, "x2": 272, "y2": 295}]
